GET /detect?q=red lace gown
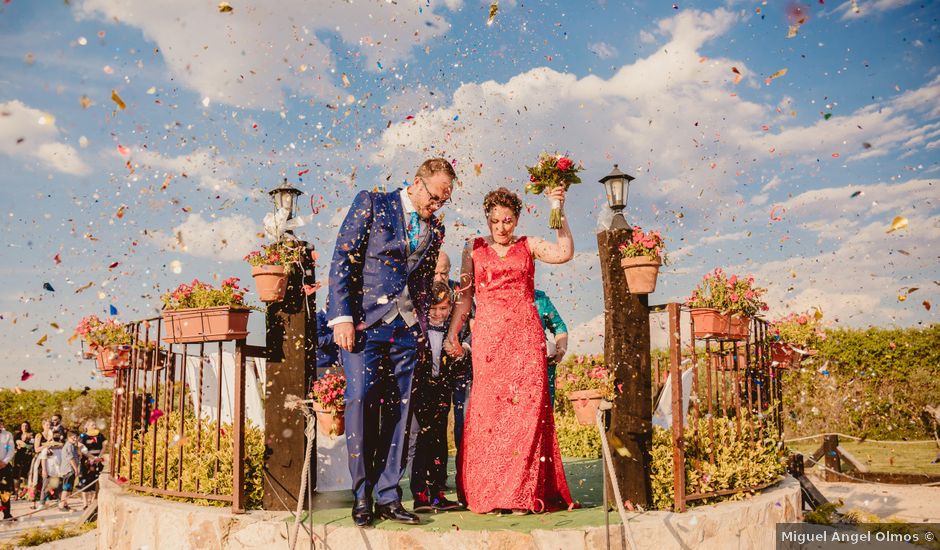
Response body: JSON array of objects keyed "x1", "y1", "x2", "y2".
[{"x1": 458, "y1": 237, "x2": 573, "y2": 513}]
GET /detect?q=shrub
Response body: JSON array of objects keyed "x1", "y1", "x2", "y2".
[
  {"x1": 555, "y1": 412, "x2": 602, "y2": 459},
  {"x1": 0, "y1": 522, "x2": 95, "y2": 549},
  {"x1": 161, "y1": 278, "x2": 248, "y2": 310},
  {"x1": 650, "y1": 416, "x2": 785, "y2": 510},
  {"x1": 0, "y1": 389, "x2": 112, "y2": 432},
  {"x1": 244, "y1": 240, "x2": 305, "y2": 273},
  {"x1": 555, "y1": 354, "x2": 615, "y2": 403},
  {"x1": 618, "y1": 225, "x2": 667, "y2": 263},
  {"x1": 783, "y1": 325, "x2": 940, "y2": 439},
  {"x1": 116, "y1": 410, "x2": 265, "y2": 508},
  {"x1": 75, "y1": 314, "x2": 130, "y2": 347},
  {"x1": 686, "y1": 267, "x2": 768, "y2": 317}
]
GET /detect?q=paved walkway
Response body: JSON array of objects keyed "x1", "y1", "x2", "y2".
[{"x1": 0, "y1": 496, "x2": 89, "y2": 545}]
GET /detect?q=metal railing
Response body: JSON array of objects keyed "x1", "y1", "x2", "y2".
[
  {"x1": 655, "y1": 303, "x2": 784, "y2": 512},
  {"x1": 107, "y1": 316, "x2": 263, "y2": 513}
]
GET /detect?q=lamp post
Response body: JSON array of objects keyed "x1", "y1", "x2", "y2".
[
  {"x1": 595, "y1": 163, "x2": 652, "y2": 511},
  {"x1": 262, "y1": 177, "x2": 316, "y2": 511},
  {"x1": 268, "y1": 178, "x2": 305, "y2": 222},
  {"x1": 598, "y1": 164, "x2": 635, "y2": 230}
]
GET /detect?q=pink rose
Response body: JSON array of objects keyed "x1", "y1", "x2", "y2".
[
  {"x1": 730, "y1": 292, "x2": 739, "y2": 302},
  {"x1": 745, "y1": 291, "x2": 754, "y2": 300},
  {"x1": 729, "y1": 275, "x2": 738, "y2": 285},
  {"x1": 798, "y1": 315, "x2": 808, "y2": 325},
  {"x1": 556, "y1": 157, "x2": 573, "y2": 171}
]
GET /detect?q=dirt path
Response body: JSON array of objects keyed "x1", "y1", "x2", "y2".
[{"x1": 809, "y1": 474, "x2": 940, "y2": 522}]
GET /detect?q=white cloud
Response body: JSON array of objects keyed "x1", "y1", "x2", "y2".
[
  {"x1": 148, "y1": 213, "x2": 263, "y2": 261},
  {"x1": 128, "y1": 147, "x2": 246, "y2": 197},
  {"x1": 837, "y1": 0, "x2": 915, "y2": 20},
  {"x1": 746, "y1": 177, "x2": 939, "y2": 326},
  {"x1": 587, "y1": 42, "x2": 617, "y2": 59},
  {"x1": 0, "y1": 100, "x2": 90, "y2": 175},
  {"x1": 74, "y1": 0, "x2": 453, "y2": 109}
]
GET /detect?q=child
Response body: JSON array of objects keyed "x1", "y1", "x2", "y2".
[
  {"x1": 408, "y1": 281, "x2": 470, "y2": 513},
  {"x1": 58, "y1": 430, "x2": 81, "y2": 511}
]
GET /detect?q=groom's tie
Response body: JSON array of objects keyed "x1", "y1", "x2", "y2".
[{"x1": 407, "y1": 211, "x2": 421, "y2": 252}]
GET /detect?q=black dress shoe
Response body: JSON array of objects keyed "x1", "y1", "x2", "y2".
[
  {"x1": 431, "y1": 492, "x2": 463, "y2": 512},
  {"x1": 352, "y1": 496, "x2": 373, "y2": 527},
  {"x1": 412, "y1": 497, "x2": 434, "y2": 513},
  {"x1": 375, "y1": 501, "x2": 420, "y2": 524}
]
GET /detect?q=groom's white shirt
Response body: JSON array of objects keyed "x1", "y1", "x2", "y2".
[{"x1": 328, "y1": 188, "x2": 424, "y2": 327}]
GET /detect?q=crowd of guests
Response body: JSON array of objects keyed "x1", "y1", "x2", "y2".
[{"x1": 0, "y1": 414, "x2": 105, "y2": 520}]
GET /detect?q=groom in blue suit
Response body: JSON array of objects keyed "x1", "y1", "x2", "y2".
[{"x1": 328, "y1": 158, "x2": 455, "y2": 527}]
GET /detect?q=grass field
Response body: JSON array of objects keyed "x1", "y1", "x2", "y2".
[{"x1": 788, "y1": 438, "x2": 940, "y2": 476}]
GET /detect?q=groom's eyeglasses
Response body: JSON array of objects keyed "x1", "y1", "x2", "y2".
[{"x1": 419, "y1": 178, "x2": 451, "y2": 207}]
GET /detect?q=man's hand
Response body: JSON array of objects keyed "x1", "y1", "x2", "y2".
[
  {"x1": 333, "y1": 322, "x2": 356, "y2": 352},
  {"x1": 443, "y1": 334, "x2": 464, "y2": 358}
]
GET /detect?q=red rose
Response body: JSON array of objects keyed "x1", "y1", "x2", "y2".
[
  {"x1": 530, "y1": 174, "x2": 537, "y2": 182},
  {"x1": 556, "y1": 157, "x2": 573, "y2": 171}
]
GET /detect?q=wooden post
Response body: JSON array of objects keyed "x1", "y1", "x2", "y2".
[
  {"x1": 823, "y1": 434, "x2": 841, "y2": 482},
  {"x1": 597, "y1": 227, "x2": 653, "y2": 508},
  {"x1": 232, "y1": 340, "x2": 247, "y2": 513},
  {"x1": 667, "y1": 303, "x2": 686, "y2": 512},
  {"x1": 262, "y1": 242, "x2": 317, "y2": 510}
]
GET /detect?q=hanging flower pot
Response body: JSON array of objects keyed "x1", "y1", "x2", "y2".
[
  {"x1": 727, "y1": 315, "x2": 751, "y2": 341},
  {"x1": 568, "y1": 389, "x2": 605, "y2": 426},
  {"x1": 620, "y1": 256, "x2": 661, "y2": 294},
  {"x1": 691, "y1": 308, "x2": 732, "y2": 339},
  {"x1": 161, "y1": 306, "x2": 250, "y2": 344},
  {"x1": 313, "y1": 405, "x2": 346, "y2": 436},
  {"x1": 96, "y1": 345, "x2": 131, "y2": 377},
  {"x1": 251, "y1": 265, "x2": 288, "y2": 302},
  {"x1": 618, "y1": 227, "x2": 667, "y2": 295}
]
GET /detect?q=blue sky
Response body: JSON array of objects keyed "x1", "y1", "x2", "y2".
[{"x1": 0, "y1": 0, "x2": 937, "y2": 389}]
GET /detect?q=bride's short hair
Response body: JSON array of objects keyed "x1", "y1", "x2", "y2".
[{"x1": 483, "y1": 187, "x2": 522, "y2": 217}]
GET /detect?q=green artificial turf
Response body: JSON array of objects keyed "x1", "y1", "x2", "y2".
[{"x1": 304, "y1": 457, "x2": 623, "y2": 532}]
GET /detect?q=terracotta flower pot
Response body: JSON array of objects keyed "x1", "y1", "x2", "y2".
[
  {"x1": 161, "y1": 306, "x2": 250, "y2": 344},
  {"x1": 568, "y1": 389, "x2": 605, "y2": 426},
  {"x1": 251, "y1": 265, "x2": 288, "y2": 303},
  {"x1": 691, "y1": 308, "x2": 732, "y2": 339},
  {"x1": 620, "y1": 256, "x2": 661, "y2": 294},
  {"x1": 771, "y1": 342, "x2": 797, "y2": 368},
  {"x1": 96, "y1": 345, "x2": 131, "y2": 377},
  {"x1": 313, "y1": 405, "x2": 346, "y2": 436},
  {"x1": 727, "y1": 315, "x2": 751, "y2": 341}
]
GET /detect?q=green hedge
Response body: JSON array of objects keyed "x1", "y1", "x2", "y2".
[
  {"x1": 0, "y1": 389, "x2": 112, "y2": 431},
  {"x1": 783, "y1": 325, "x2": 940, "y2": 439},
  {"x1": 117, "y1": 410, "x2": 265, "y2": 509}
]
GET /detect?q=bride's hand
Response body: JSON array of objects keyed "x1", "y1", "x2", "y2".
[{"x1": 546, "y1": 186, "x2": 567, "y2": 208}]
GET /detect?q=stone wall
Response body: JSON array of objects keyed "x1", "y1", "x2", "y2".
[{"x1": 98, "y1": 476, "x2": 801, "y2": 550}]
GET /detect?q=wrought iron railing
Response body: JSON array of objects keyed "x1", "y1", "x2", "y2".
[
  {"x1": 654, "y1": 303, "x2": 784, "y2": 512},
  {"x1": 107, "y1": 316, "x2": 263, "y2": 512}
]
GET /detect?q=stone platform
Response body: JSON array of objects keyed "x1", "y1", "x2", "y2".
[{"x1": 97, "y1": 473, "x2": 801, "y2": 550}]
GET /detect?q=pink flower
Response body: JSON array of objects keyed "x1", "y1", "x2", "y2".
[
  {"x1": 729, "y1": 292, "x2": 739, "y2": 302},
  {"x1": 798, "y1": 315, "x2": 808, "y2": 325},
  {"x1": 745, "y1": 290, "x2": 754, "y2": 300},
  {"x1": 556, "y1": 157, "x2": 573, "y2": 171},
  {"x1": 729, "y1": 274, "x2": 738, "y2": 285}
]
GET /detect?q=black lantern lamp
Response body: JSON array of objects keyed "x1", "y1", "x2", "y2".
[
  {"x1": 268, "y1": 178, "x2": 304, "y2": 220},
  {"x1": 598, "y1": 164, "x2": 634, "y2": 230}
]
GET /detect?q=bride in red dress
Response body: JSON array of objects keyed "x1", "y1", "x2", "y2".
[{"x1": 444, "y1": 186, "x2": 574, "y2": 514}]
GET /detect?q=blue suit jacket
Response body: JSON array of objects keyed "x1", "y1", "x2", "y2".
[
  {"x1": 316, "y1": 310, "x2": 340, "y2": 371},
  {"x1": 327, "y1": 189, "x2": 444, "y2": 334}
]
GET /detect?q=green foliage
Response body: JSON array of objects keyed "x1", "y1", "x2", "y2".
[
  {"x1": 804, "y1": 500, "x2": 842, "y2": 525},
  {"x1": 783, "y1": 324, "x2": 940, "y2": 439},
  {"x1": 555, "y1": 412, "x2": 602, "y2": 459},
  {"x1": 243, "y1": 239, "x2": 304, "y2": 273},
  {"x1": 555, "y1": 354, "x2": 615, "y2": 402},
  {"x1": 686, "y1": 267, "x2": 768, "y2": 317},
  {"x1": 75, "y1": 314, "x2": 131, "y2": 347},
  {"x1": 649, "y1": 417, "x2": 785, "y2": 510},
  {"x1": 769, "y1": 311, "x2": 825, "y2": 349},
  {"x1": 0, "y1": 389, "x2": 112, "y2": 431},
  {"x1": 0, "y1": 521, "x2": 96, "y2": 549},
  {"x1": 116, "y1": 410, "x2": 264, "y2": 509},
  {"x1": 160, "y1": 278, "x2": 249, "y2": 310}
]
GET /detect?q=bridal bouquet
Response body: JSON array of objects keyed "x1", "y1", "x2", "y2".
[{"x1": 525, "y1": 152, "x2": 583, "y2": 228}]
